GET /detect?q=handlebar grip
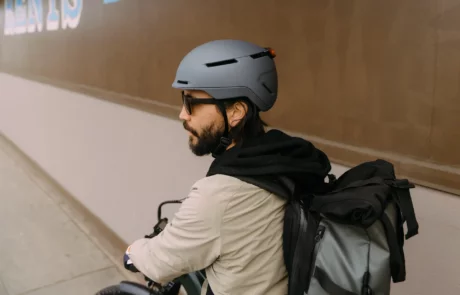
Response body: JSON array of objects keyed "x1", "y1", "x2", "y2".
[{"x1": 123, "y1": 253, "x2": 140, "y2": 273}]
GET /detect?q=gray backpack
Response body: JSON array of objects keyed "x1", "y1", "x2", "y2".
[{"x1": 284, "y1": 159, "x2": 419, "y2": 295}]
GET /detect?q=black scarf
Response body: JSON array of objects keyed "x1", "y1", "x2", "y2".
[{"x1": 206, "y1": 129, "x2": 332, "y2": 199}]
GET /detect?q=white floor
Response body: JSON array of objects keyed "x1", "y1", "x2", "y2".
[{"x1": 0, "y1": 140, "x2": 132, "y2": 295}]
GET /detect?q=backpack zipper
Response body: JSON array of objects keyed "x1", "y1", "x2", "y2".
[
  {"x1": 306, "y1": 224, "x2": 326, "y2": 292},
  {"x1": 362, "y1": 229, "x2": 373, "y2": 295},
  {"x1": 315, "y1": 226, "x2": 326, "y2": 243}
]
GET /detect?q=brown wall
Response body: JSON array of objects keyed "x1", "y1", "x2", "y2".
[{"x1": 1, "y1": 0, "x2": 460, "y2": 195}]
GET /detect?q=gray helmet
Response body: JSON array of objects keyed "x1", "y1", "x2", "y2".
[{"x1": 171, "y1": 39, "x2": 278, "y2": 112}]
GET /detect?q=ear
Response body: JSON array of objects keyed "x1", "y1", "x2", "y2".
[{"x1": 227, "y1": 101, "x2": 248, "y2": 127}]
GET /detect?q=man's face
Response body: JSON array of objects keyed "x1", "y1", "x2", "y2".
[{"x1": 179, "y1": 90, "x2": 225, "y2": 156}]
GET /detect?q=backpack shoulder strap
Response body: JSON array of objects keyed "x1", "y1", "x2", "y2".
[{"x1": 284, "y1": 200, "x2": 321, "y2": 295}]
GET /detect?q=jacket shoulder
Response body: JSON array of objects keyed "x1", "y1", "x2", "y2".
[{"x1": 191, "y1": 174, "x2": 247, "y2": 198}]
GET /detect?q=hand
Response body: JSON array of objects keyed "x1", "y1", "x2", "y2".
[{"x1": 123, "y1": 247, "x2": 139, "y2": 273}]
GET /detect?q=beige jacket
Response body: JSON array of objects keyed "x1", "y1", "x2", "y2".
[{"x1": 128, "y1": 174, "x2": 288, "y2": 295}]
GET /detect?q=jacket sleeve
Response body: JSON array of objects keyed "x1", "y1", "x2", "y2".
[{"x1": 126, "y1": 179, "x2": 225, "y2": 284}]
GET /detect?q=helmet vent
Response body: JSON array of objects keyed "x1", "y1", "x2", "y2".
[
  {"x1": 177, "y1": 80, "x2": 189, "y2": 84},
  {"x1": 251, "y1": 48, "x2": 276, "y2": 59},
  {"x1": 262, "y1": 82, "x2": 273, "y2": 94},
  {"x1": 205, "y1": 59, "x2": 238, "y2": 67},
  {"x1": 250, "y1": 52, "x2": 268, "y2": 59}
]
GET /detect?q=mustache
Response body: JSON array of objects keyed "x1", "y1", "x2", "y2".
[{"x1": 183, "y1": 121, "x2": 199, "y2": 137}]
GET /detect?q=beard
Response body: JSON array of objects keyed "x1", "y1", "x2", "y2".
[{"x1": 183, "y1": 121, "x2": 225, "y2": 156}]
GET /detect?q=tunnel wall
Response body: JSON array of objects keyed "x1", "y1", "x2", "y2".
[{"x1": 1, "y1": 0, "x2": 460, "y2": 194}]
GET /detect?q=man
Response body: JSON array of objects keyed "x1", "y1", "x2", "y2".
[{"x1": 125, "y1": 40, "x2": 332, "y2": 295}]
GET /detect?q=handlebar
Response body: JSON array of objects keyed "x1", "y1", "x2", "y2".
[{"x1": 157, "y1": 199, "x2": 185, "y2": 221}]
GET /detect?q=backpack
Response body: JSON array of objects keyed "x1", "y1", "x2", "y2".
[{"x1": 283, "y1": 159, "x2": 419, "y2": 295}]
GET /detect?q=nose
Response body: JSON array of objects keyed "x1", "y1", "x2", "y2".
[{"x1": 179, "y1": 105, "x2": 190, "y2": 121}]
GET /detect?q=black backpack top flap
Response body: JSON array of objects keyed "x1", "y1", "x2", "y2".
[
  {"x1": 310, "y1": 177, "x2": 391, "y2": 228},
  {"x1": 332, "y1": 159, "x2": 396, "y2": 189}
]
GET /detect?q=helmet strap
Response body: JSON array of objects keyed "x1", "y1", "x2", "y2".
[{"x1": 212, "y1": 102, "x2": 232, "y2": 157}]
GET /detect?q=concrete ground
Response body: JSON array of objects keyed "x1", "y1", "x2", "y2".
[{"x1": 0, "y1": 138, "x2": 139, "y2": 295}]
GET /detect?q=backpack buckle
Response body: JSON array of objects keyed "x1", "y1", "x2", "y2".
[
  {"x1": 362, "y1": 286, "x2": 373, "y2": 295},
  {"x1": 362, "y1": 271, "x2": 374, "y2": 295}
]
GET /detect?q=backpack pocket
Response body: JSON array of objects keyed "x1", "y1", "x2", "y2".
[{"x1": 306, "y1": 219, "x2": 369, "y2": 295}]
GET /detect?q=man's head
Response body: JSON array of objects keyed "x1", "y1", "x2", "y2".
[
  {"x1": 172, "y1": 39, "x2": 278, "y2": 156},
  {"x1": 179, "y1": 89, "x2": 267, "y2": 156}
]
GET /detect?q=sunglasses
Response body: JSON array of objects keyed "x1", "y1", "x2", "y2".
[{"x1": 181, "y1": 91, "x2": 219, "y2": 115}]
